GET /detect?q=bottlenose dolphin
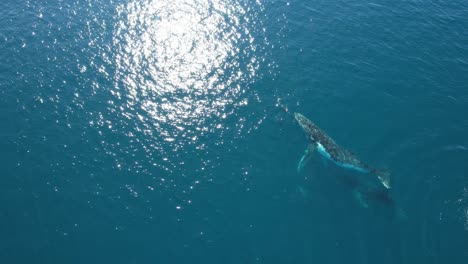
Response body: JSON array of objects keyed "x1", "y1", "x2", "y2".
[{"x1": 294, "y1": 113, "x2": 391, "y2": 190}]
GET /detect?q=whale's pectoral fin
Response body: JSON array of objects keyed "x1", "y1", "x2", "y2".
[
  {"x1": 353, "y1": 190, "x2": 369, "y2": 208},
  {"x1": 296, "y1": 185, "x2": 309, "y2": 199},
  {"x1": 376, "y1": 169, "x2": 391, "y2": 189},
  {"x1": 297, "y1": 144, "x2": 316, "y2": 173}
]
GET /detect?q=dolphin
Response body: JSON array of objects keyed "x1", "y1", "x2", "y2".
[{"x1": 294, "y1": 112, "x2": 391, "y2": 190}]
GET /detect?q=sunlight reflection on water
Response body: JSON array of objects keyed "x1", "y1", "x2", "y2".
[
  {"x1": 108, "y1": 0, "x2": 271, "y2": 177},
  {"x1": 113, "y1": 0, "x2": 265, "y2": 146}
]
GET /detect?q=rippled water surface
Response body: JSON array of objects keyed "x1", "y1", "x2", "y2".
[{"x1": 1, "y1": 0, "x2": 467, "y2": 263}]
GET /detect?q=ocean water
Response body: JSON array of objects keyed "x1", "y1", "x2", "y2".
[{"x1": 1, "y1": 0, "x2": 467, "y2": 263}]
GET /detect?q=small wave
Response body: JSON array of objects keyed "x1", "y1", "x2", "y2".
[{"x1": 442, "y1": 145, "x2": 468, "y2": 151}]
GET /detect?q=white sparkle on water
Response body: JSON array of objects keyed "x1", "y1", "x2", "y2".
[{"x1": 113, "y1": 0, "x2": 262, "y2": 145}]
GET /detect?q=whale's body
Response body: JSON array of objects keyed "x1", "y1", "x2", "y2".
[{"x1": 294, "y1": 113, "x2": 390, "y2": 189}]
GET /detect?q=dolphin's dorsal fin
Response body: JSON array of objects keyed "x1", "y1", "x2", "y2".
[{"x1": 297, "y1": 144, "x2": 316, "y2": 173}]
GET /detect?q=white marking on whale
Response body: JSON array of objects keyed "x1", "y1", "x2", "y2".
[{"x1": 317, "y1": 142, "x2": 370, "y2": 173}]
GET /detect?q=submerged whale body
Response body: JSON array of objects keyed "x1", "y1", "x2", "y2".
[{"x1": 294, "y1": 112, "x2": 391, "y2": 191}]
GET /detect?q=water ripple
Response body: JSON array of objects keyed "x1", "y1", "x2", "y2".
[{"x1": 110, "y1": 0, "x2": 267, "y2": 168}]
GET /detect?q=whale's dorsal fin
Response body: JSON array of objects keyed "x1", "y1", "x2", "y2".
[{"x1": 297, "y1": 144, "x2": 316, "y2": 173}]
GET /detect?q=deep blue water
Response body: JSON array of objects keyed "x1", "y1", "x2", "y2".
[{"x1": 1, "y1": 0, "x2": 468, "y2": 263}]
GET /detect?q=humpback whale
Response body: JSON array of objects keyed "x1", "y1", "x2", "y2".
[{"x1": 294, "y1": 113, "x2": 391, "y2": 190}]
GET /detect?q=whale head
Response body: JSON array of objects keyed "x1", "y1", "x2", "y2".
[
  {"x1": 295, "y1": 113, "x2": 312, "y2": 132},
  {"x1": 295, "y1": 112, "x2": 319, "y2": 143}
]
